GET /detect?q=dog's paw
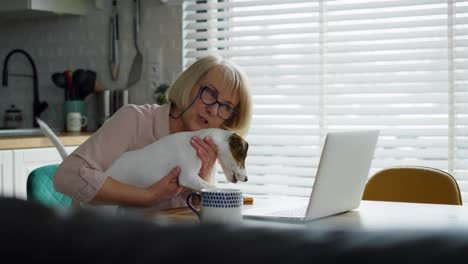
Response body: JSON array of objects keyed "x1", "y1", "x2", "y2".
[
  {"x1": 182, "y1": 179, "x2": 215, "y2": 191},
  {"x1": 204, "y1": 182, "x2": 217, "y2": 190}
]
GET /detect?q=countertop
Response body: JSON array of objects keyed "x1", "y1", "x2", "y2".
[{"x1": 0, "y1": 132, "x2": 92, "y2": 150}]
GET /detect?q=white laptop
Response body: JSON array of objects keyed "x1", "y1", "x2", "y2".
[{"x1": 242, "y1": 130, "x2": 380, "y2": 222}]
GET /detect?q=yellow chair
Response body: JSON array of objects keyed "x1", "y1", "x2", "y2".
[{"x1": 362, "y1": 166, "x2": 462, "y2": 205}]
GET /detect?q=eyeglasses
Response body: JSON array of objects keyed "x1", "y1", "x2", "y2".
[{"x1": 197, "y1": 85, "x2": 237, "y2": 120}]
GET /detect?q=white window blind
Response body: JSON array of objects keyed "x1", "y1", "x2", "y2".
[
  {"x1": 454, "y1": 0, "x2": 468, "y2": 200},
  {"x1": 183, "y1": 0, "x2": 468, "y2": 202}
]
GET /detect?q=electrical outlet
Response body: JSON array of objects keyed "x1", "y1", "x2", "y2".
[
  {"x1": 148, "y1": 63, "x2": 161, "y2": 90},
  {"x1": 146, "y1": 47, "x2": 163, "y2": 91}
]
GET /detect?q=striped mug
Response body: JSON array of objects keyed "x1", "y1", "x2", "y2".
[{"x1": 186, "y1": 188, "x2": 243, "y2": 224}]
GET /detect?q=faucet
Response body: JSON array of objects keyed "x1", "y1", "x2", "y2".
[{"x1": 2, "y1": 49, "x2": 48, "y2": 128}]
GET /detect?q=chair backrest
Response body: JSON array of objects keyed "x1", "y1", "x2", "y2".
[
  {"x1": 36, "y1": 118, "x2": 69, "y2": 159},
  {"x1": 362, "y1": 166, "x2": 462, "y2": 205},
  {"x1": 27, "y1": 164, "x2": 72, "y2": 207}
]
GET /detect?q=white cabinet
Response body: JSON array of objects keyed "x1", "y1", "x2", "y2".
[
  {"x1": 0, "y1": 146, "x2": 78, "y2": 200},
  {"x1": 0, "y1": 151, "x2": 13, "y2": 197},
  {"x1": 13, "y1": 146, "x2": 78, "y2": 199},
  {"x1": 0, "y1": 0, "x2": 88, "y2": 15}
]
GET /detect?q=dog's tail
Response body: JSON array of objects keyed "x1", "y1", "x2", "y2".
[{"x1": 36, "y1": 118, "x2": 68, "y2": 160}]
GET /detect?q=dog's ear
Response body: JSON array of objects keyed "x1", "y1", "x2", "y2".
[{"x1": 229, "y1": 133, "x2": 249, "y2": 168}]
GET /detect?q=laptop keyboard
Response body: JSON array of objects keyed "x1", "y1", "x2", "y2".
[{"x1": 270, "y1": 206, "x2": 307, "y2": 217}]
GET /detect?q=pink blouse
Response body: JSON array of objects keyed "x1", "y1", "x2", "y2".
[{"x1": 54, "y1": 103, "x2": 189, "y2": 209}]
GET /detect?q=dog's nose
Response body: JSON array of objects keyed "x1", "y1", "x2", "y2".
[{"x1": 244, "y1": 176, "x2": 248, "y2": 182}]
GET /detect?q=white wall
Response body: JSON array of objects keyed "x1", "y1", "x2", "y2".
[{"x1": 0, "y1": 0, "x2": 182, "y2": 131}]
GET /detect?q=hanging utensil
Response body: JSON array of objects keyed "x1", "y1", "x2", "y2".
[
  {"x1": 51, "y1": 72, "x2": 67, "y2": 89},
  {"x1": 126, "y1": 0, "x2": 143, "y2": 98},
  {"x1": 109, "y1": 0, "x2": 120, "y2": 81},
  {"x1": 64, "y1": 70, "x2": 72, "y2": 100}
]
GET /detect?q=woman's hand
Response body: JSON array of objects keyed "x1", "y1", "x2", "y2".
[
  {"x1": 145, "y1": 167, "x2": 186, "y2": 207},
  {"x1": 191, "y1": 136, "x2": 217, "y2": 182}
]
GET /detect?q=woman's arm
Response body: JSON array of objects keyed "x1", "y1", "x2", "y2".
[
  {"x1": 91, "y1": 177, "x2": 152, "y2": 206},
  {"x1": 54, "y1": 104, "x2": 181, "y2": 207},
  {"x1": 55, "y1": 153, "x2": 186, "y2": 207},
  {"x1": 92, "y1": 167, "x2": 184, "y2": 207}
]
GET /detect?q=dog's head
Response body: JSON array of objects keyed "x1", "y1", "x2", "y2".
[{"x1": 217, "y1": 131, "x2": 249, "y2": 184}]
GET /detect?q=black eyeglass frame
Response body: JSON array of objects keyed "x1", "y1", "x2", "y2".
[{"x1": 196, "y1": 85, "x2": 238, "y2": 121}]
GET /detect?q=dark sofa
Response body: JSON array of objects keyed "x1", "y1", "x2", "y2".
[{"x1": 2, "y1": 197, "x2": 468, "y2": 263}]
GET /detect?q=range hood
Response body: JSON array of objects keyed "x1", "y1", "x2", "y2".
[{"x1": 0, "y1": 0, "x2": 89, "y2": 23}]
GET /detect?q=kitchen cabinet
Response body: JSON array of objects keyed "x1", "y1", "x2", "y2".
[
  {"x1": 0, "y1": 146, "x2": 77, "y2": 199},
  {"x1": 0, "y1": 151, "x2": 13, "y2": 197},
  {"x1": 0, "y1": 132, "x2": 90, "y2": 199},
  {"x1": 13, "y1": 146, "x2": 78, "y2": 199},
  {"x1": 0, "y1": 0, "x2": 88, "y2": 22}
]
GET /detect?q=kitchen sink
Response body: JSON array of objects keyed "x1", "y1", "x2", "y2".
[{"x1": 0, "y1": 128, "x2": 60, "y2": 137}]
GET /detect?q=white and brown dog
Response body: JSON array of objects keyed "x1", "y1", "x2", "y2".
[
  {"x1": 37, "y1": 118, "x2": 249, "y2": 214},
  {"x1": 105, "y1": 128, "x2": 249, "y2": 191}
]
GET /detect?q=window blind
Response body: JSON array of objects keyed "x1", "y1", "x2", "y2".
[
  {"x1": 183, "y1": 0, "x2": 468, "y2": 202},
  {"x1": 454, "y1": 0, "x2": 468, "y2": 200}
]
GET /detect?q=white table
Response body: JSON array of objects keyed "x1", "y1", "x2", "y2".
[{"x1": 242, "y1": 196, "x2": 468, "y2": 230}]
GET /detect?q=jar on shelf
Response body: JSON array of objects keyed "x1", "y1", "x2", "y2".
[{"x1": 3, "y1": 104, "x2": 23, "y2": 129}]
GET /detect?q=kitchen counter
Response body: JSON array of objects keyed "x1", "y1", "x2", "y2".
[{"x1": 0, "y1": 132, "x2": 92, "y2": 150}]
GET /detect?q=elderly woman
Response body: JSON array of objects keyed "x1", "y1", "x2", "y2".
[{"x1": 54, "y1": 55, "x2": 252, "y2": 210}]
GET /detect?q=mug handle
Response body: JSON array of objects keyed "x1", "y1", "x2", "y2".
[
  {"x1": 186, "y1": 192, "x2": 201, "y2": 218},
  {"x1": 81, "y1": 116, "x2": 88, "y2": 127}
]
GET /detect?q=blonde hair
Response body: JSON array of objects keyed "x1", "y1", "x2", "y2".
[{"x1": 167, "y1": 55, "x2": 252, "y2": 136}]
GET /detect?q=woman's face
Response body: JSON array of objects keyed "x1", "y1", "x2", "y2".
[{"x1": 181, "y1": 66, "x2": 239, "y2": 131}]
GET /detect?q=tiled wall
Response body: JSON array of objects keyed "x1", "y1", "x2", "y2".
[{"x1": 0, "y1": 0, "x2": 182, "y2": 131}]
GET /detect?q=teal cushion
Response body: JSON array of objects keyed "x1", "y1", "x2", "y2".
[{"x1": 27, "y1": 164, "x2": 72, "y2": 207}]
